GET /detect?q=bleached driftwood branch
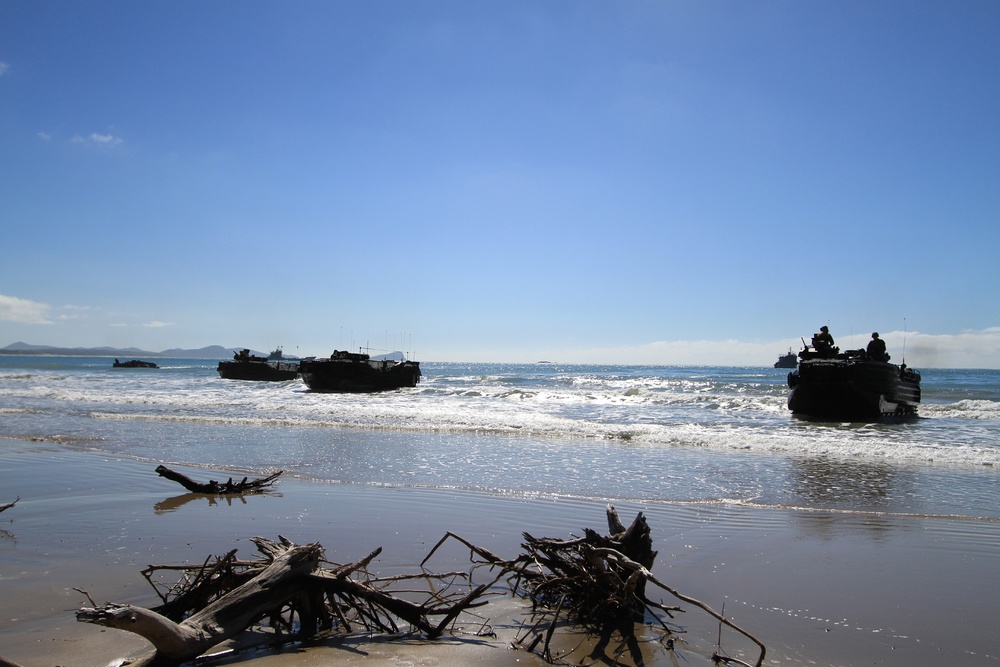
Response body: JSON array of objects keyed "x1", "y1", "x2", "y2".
[{"x1": 78, "y1": 537, "x2": 320, "y2": 662}]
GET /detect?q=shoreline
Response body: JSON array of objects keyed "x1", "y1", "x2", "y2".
[{"x1": 2, "y1": 440, "x2": 999, "y2": 666}]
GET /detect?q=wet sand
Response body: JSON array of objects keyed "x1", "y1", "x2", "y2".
[{"x1": 1, "y1": 439, "x2": 998, "y2": 666}]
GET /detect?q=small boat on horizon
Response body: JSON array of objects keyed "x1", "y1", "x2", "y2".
[
  {"x1": 217, "y1": 349, "x2": 299, "y2": 382},
  {"x1": 298, "y1": 350, "x2": 421, "y2": 393},
  {"x1": 113, "y1": 359, "x2": 158, "y2": 369}
]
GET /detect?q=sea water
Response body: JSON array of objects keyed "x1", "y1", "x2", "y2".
[{"x1": 1, "y1": 356, "x2": 998, "y2": 520}]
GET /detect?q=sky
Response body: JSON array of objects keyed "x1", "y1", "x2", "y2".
[{"x1": 1, "y1": 1, "x2": 998, "y2": 367}]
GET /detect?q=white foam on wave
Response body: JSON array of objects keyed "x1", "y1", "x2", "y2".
[
  {"x1": 8, "y1": 362, "x2": 1000, "y2": 469},
  {"x1": 87, "y1": 395, "x2": 1000, "y2": 468},
  {"x1": 922, "y1": 399, "x2": 1000, "y2": 421}
]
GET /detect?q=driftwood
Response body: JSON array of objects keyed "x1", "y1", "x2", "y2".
[
  {"x1": 424, "y1": 504, "x2": 766, "y2": 667},
  {"x1": 155, "y1": 465, "x2": 282, "y2": 495},
  {"x1": 78, "y1": 538, "x2": 321, "y2": 662},
  {"x1": 62, "y1": 508, "x2": 764, "y2": 667},
  {"x1": 77, "y1": 535, "x2": 498, "y2": 666},
  {"x1": 0, "y1": 498, "x2": 17, "y2": 542}
]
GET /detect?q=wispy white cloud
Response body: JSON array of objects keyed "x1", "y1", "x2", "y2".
[
  {"x1": 71, "y1": 132, "x2": 123, "y2": 146},
  {"x1": 0, "y1": 62, "x2": 9, "y2": 76},
  {"x1": 0, "y1": 294, "x2": 53, "y2": 325},
  {"x1": 54, "y1": 304, "x2": 96, "y2": 321},
  {"x1": 37, "y1": 131, "x2": 53, "y2": 141},
  {"x1": 143, "y1": 321, "x2": 173, "y2": 328}
]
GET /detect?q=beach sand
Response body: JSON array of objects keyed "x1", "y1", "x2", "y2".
[{"x1": 2, "y1": 439, "x2": 998, "y2": 666}]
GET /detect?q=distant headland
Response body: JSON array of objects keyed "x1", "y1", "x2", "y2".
[{"x1": 0, "y1": 342, "x2": 239, "y2": 359}]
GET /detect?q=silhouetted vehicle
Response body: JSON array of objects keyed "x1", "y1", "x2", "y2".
[
  {"x1": 217, "y1": 349, "x2": 299, "y2": 382},
  {"x1": 299, "y1": 350, "x2": 421, "y2": 392},
  {"x1": 786, "y1": 340, "x2": 920, "y2": 420},
  {"x1": 113, "y1": 359, "x2": 158, "y2": 368}
]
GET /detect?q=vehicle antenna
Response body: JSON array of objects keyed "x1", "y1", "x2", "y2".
[{"x1": 903, "y1": 318, "x2": 907, "y2": 364}]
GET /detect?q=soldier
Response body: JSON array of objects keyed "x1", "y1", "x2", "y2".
[
  {"x1": 867, "y1": 332, "x2": 889, "y2": 362},
  {"x1": 813, "y1": 325, "x2": 835, "y2": 354}
]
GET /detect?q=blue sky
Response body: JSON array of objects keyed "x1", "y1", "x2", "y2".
[{"x1": 2, "y1": 1, "x2": 998, "y2": 367}]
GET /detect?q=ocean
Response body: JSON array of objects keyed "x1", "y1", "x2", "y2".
[{"x1": 2, "y1": 355, "x2": 999, "y2": 522}]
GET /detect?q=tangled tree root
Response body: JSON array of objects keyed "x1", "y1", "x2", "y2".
[{"x1": 424, "y1": 505, "x2": 766, "y2": 667}]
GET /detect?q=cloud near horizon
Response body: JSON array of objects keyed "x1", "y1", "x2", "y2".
[
  {"x1": 0, "y1": 294, "x2": 53, "y2": 325},
  {"x1": 2, "y1": 287, "x2": 998, "y2": 368},
  {"x1": 545, "y1": 328, "x2": 1000, "y2": 369},
  {"x1": 902, "y1": 328, "x2": 1000, "y2": 370}
]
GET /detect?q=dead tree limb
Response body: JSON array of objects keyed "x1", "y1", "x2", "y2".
[
  {"x1": 78, "y1": 539, "x2": 321, "y2": 662},
  {"x1": 78, "y1": 535, "x2": 502, "y2": 665},
  {"x1": 142, "y1": 549, "x2": 249, "y2": 621},
  {"x1": 421, "y1": 530, "x2": 507, "y2": 567},
  {"x1": 155, "y1": 465, "x2": 282, "y2": 495},
  {"x1": 0, "y1": 497, "x2": 18, "y2": 513}
]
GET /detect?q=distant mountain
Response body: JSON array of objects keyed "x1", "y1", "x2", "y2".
[
  {"x1": 3, "y1": 341, "x2": 53, "y2": 351},
  {"x1": 371, "y1": 351, "x2": 406, "y2": 362},
  {"x1": 1, "y1": 342, "x2": 242, "y2": 359},
  {"x1": 0, "y1": 342, "x2": 157, "y2": 356}
]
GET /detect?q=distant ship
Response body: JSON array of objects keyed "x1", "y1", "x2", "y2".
[
  {"x1": 773, "y1": 349, "x2": 798, "y2": 368},
  {"x1": 217, "y1": 349, "x2": 299, "y2": 382},
  {"x1": 298, "y1": 350, "x2": 421, "y2": 392}
]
